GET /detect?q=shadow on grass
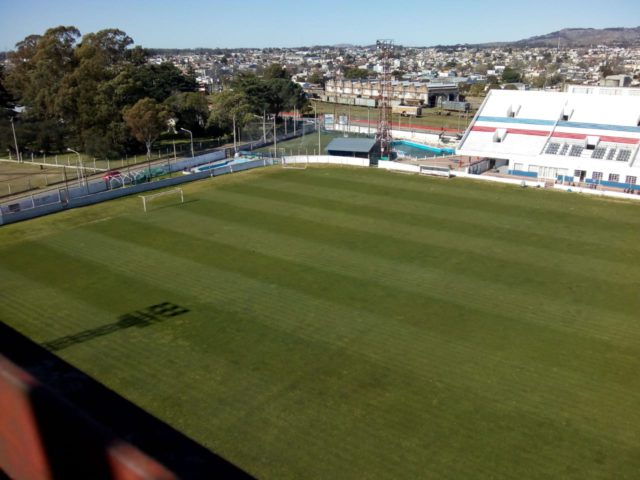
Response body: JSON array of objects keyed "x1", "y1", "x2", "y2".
[
  {"x1": 0, "y1": 322, "x2": 254, "y2": 479},
  {"x1": 41, "y1": 302, "x2": 189, "y2": 352}
]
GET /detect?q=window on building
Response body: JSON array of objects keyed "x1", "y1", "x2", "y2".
[
  {"x1": 528, "y1": 165, "x2": 539, "y2": 173},
  {"x1": 626, "y1": 176, "x2": 637, "y2": 185},
  {"x1": 574, "y1": 169, "x2": 582, "y2": 177},
  {"x1": 513, "y1": 163, "x2": 524, "y2": 171},
  {"x1": 592, "y1": 172, "x2": 603, "y2": 181},
  {"x1": 608, "y1": 173, "x2": 620, "y2": 183}
]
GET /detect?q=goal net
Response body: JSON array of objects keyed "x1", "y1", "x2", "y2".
[
  {"x1": 282, "y1": 157, "x2": 308, "y2": 169},
  {"x1": 139, "y1": 188, "x2": 184, "y2": 212}
]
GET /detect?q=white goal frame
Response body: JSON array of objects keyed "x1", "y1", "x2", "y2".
[
  {"x1": 139, "y1": 188, "x2": 184, "y2": 212},
  {"x1": 281, "y1": 157, "x2": 308, "y2": 170}
]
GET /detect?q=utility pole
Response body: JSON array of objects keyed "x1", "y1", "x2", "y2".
[
  {"x1": 273, "y1": 115, "x2": 277, "y2": 157},
  {"x1": 9, "y1": 116, "x2": 20, "y2": 162},
  {"x1": 262, "y1": 110, "x2": 266, "y2": 143},
  {"x1": 314, "y1": 101, "x2": 321, "y2": 156},
  {"x1": 232, "y1": 113, "x2": 237, "y2": 154}
]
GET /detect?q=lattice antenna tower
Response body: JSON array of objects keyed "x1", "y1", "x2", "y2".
[{"x1": 376, "y1": 39, "x2": 394, "y2": 159}]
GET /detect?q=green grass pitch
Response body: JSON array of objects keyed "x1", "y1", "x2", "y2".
[{"x1": 1, "y1": 166, "x2": 640, "y2": 479}]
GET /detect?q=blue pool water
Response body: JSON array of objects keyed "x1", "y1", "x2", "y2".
[
  {"x1": 190, "y1": 156, "x2": 256, "y2": 173},
  {"x1": 392, "y1": 140, "x2": 455, "y2": 159}
]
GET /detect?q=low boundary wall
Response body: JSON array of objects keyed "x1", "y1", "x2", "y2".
[{"x1": 282, "y1": 155, "x2": 370, "y2": 167}]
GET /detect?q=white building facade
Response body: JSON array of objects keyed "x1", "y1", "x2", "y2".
[{"x1": 457, "y1": 87, "x2": 640, "y2": 190}]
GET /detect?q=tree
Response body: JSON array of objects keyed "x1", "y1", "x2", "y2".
[
  {"x1": 0, "y1": 65, "x2": 14, "y2": 116},
  {"x1": 501, "y1": 67, "x2": 521, "y2": 84},
  {"x1": 231, "y1": 72, "x2": 307, "y2": 118},
  {"x1": 263, "y1": 63, "x2": 290, "y2": 80},
  {"x1": 164, "y1": 92, "x2": 209, "y2": 133},
  {"x1": 207, "y1": 91, "x2": 252, "y2": 129},
  {"x1": 265, "y1": 78, "x2": 306, "y2": 118},
  {"x1": 308, "y1": 70, "x2": 325, "y2": 86},
  {"x1": 123, "y1": 98, "x2": 169, "y2": 159},
  {"x1": 6, "y1": 26, "x2": 80, "y2": 120},
  {"x1": 343, "y1": 67, "x2": 370, "y2": 79},
  {"x1": 4, "y1": 26, "x2": 197, "y2": 156},
  {"x1": 391, "y1": 69, "x2": 406, "y2": 80},
  {"x1": 468, "y1": 83, "x2": 486, "y2": 97}
]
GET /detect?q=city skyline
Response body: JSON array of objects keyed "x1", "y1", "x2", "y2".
[{"x1": 1, "y1": 0, "x2": 639, "y2": 50}]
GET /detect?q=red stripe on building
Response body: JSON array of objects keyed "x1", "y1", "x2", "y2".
[
  {"x1": 471, "y1": 126, "x2": 640, "y2": 144},
  {"x1": 551, "y1": 132, "x2": 640, "y2": 144}
]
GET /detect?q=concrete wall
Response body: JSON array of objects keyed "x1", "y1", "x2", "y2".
[
  {"x1": 282, "y1": 155, "x2": 370, "y2": 167},
  {"x1": 377, "y1": 161, "x2": 421, "y2": 174}
]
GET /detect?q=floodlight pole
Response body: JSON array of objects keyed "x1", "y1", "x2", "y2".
[{"x1": 180, "y1": 128, "x2": 194, "y2": 157}]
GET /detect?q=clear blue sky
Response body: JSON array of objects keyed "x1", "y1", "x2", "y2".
[{"x1": 0, "y1": 0, "x2": 638, "y2": 50}]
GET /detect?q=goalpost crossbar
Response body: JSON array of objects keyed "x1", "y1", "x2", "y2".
[
  {"x1": 139, "y1": 188, "x2": 184, "y2": 212},
  {"x1": 281, "y1": 157, "x2": 308, "y2": 169}
]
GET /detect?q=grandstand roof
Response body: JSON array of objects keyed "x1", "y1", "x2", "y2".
[
  {"x1": 326, "y1": 137, "x2": 378, "y2": 154},
  {"x1": 457, "y1": 89, "x2": 640, "y2": 160}
]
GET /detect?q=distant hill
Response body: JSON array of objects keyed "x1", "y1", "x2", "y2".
[{"x1": 478, "y1": 27, "x2": 640, "y2": 48}]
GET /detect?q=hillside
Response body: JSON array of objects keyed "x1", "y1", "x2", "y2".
[{"x1": 471, "y1": 26, "x2": 640, "y2": 48}]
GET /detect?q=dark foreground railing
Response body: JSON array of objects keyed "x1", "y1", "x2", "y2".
[{"x1": 0, "y1": 322, "x2": 253, "y2": 479}]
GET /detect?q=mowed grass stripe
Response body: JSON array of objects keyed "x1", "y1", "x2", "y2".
[
  {"x1": 127, "y1": 207, "x2": 640, "y2": 381},
  {"x1": 41, "y1": 226, "x2": 640, "y2": 475},
  {"x1": 274, "y1": 167, "x2": 640, "y2": 227},
  {"x1": 193, "y1": 191, "x2": 638, "y2": 326},
  {"x1": 211, "y1": 181, "x2": 638, "y2": 283},
  {"x1": 200, "y1": 183, "x2": 638, "y2": 315},
  {"x1": 1, "y1": 167, "x2": 639, "y2": 479},
  {"x1": 32, "y1": 231, "x2": 556, "y2": 478},
  {"x1": 0, "y1": 267, "x2": 112, "y2": 341},
  {"x1": 251, "y1": 174, "x2": 638, "y2": 258},
  {"x1": 67, "y1": 220, "x2": 640, "y2": 447}
]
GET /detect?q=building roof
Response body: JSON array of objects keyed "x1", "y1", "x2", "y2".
[
  {"x1": 457, "y1": 89, "x2": 640, "y2": 160},
  {"x1": 326, "y1": 137, "x2": 377, "y2": 153}
]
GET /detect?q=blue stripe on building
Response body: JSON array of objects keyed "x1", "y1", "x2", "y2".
[{"x1": 477, "y1": 116, "x2": 640, "y2": 134}]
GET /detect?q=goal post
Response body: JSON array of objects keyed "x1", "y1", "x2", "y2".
[
  {"x1": 282, "y1": 156, "x2": 308, "y2": 169},
  {"x1": 139, "y1": 188, "x2": 184, "y2": 212}
]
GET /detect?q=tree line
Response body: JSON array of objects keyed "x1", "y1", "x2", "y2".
[{"x1": 0, "y1": 26, "x2": 307, "y2": 159}]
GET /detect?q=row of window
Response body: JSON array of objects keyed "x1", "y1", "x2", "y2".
[
  {"x1": 544, "y1": 142, "x2": 633, "y2": 162},
  {"x1": 577, "y1": 170, "x2": 637, "y2": 184}
]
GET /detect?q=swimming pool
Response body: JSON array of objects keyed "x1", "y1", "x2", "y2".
[
  {"x1": 392, "y1": 140, "x2": 455, "y2": 159},
  {"x1": 188, "y1": 156, "x2": 256, "y2": 174}
]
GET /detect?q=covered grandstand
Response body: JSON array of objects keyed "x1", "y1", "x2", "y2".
[{"x1": 456, "y1": 87, "x2": 640, "y2": 190}]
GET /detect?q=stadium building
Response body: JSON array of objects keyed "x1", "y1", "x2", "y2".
[{"x1": 456, "y1": 87, "x2": 640, "y2": 190}]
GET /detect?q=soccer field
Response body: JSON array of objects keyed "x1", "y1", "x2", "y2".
[{"x1": 1, "y1": 166, "x2": 640, "y2": 479}]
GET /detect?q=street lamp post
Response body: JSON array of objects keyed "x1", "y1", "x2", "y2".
[
  {"x1": 232, "y1": 114, "x2": 237, "y2": 154},
  {"x1": 180, "y1": 128, "x2": 194, "y2": 158},
  {"x1": 9, "y1": 117, "x2": 20, "y2": 162},
  {"x1": 313, "y1": 101, "x2": 321, "y2": 156}
]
